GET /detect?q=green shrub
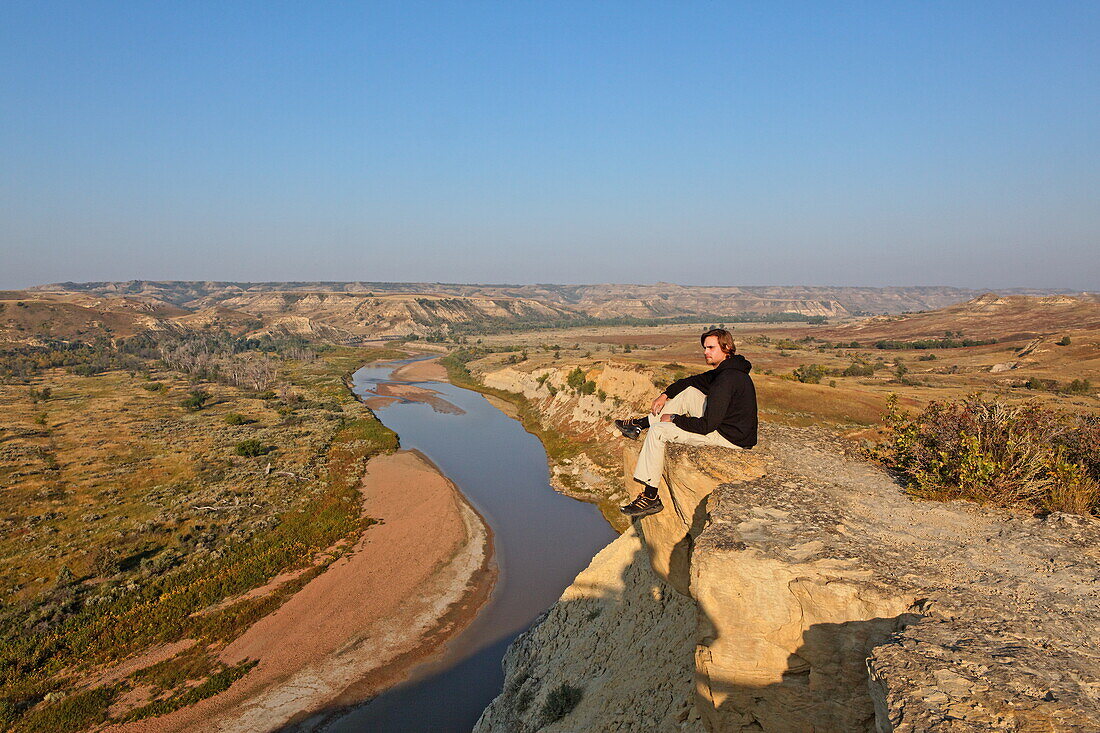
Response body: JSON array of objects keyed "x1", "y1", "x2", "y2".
[
  {"x1": 1064, "y1": 379, "x2": 1091, "y2": 395},
  {"x1": 874, "y1": 337, "x2": 996, "y2": 350},
  {"x1": 181, "y1": 389, "x2": 210, "y2": 411},
  {"x1": 876, "y1": 394, "x2": 1099, "y2": 515},
  {"x1": 793, "y1": 364, "x2": 828, "y2": 384},
  {"x1": 1025, "y1": 377, "x2": 1059, "y2": 392},
  {"x1": 14, "y1": 685, "x2": 118, "y2": 733},
  {"x1": 28, "y1": 387, "x2": 51, "y2": 402},
  {"x1": 566, "y1": 366, "x2": 597, "y2": 395},
  {"x1": 223, "y1": 413, "x2": 249, "y2": 425},
  {"x1": 842, "y1": 362, "x2": 875, "y2": 377},
  {"x1": 541, "y1": 683, "x2": 583, "y2": 724},
  {"x1": 234, "y1": 439, "x2": 274, "y2": 457},
  {"x1": 1024, "y1": 377, "x2": 1091, "y2": 395},
  {"x1": 1057, "y1": 336, "x2": 1072, "y2": 346}
]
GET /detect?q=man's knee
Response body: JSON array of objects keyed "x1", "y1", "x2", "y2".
[
  {"x1": 648, "y1": 422, "x2": 682, "y2": 442},
  {"x1": 667, "y1": 386, "x2": 706, "y2": 417}
]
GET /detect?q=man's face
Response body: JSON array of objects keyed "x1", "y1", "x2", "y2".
[{"x1": 702, "y1": 336, "x2": 727, "y2": 365}]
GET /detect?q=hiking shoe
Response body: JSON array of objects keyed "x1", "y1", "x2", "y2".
[
  {"x1": 614, "y1": 418, "x2": 644, "y2": 440},
  {"x1": 620, "y1": 492, "x2": 664, "y2": 518}
]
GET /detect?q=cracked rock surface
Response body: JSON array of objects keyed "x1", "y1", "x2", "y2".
[{"x1": 478, "y1": 423, "x2": 1100, "y2": 732}]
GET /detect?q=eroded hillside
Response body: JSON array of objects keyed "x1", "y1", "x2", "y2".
[{"x1": 32, "y1": 280, "x2": 1093, "y2": 324}]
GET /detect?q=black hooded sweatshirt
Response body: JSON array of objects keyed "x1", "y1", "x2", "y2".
[{"x1": 663, "y1": 353, "x2": 758, "y2": 448}]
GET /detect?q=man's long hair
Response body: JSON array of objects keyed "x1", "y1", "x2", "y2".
[{"x1": 700, "y1": 328, "x2": 736, "y2": 355}]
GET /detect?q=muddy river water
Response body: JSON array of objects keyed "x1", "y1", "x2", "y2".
[{"x1": 325, "y1": 359, "x2": 616, "y2": 732}]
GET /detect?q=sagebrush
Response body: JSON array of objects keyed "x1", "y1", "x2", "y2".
[{"x1": 877, "y1": 394, "x2": 1099, "y2": 515}]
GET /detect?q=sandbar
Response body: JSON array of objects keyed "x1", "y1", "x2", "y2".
[
  {"x1": 107, "y1": 449, "x2": 494, "y2": 733},
  {"x1": 390, "y1": 357, "x2": 448, "y2": 382},
  {"x1": 375, "y1": 382, "x2": 465, "y2": 414}
]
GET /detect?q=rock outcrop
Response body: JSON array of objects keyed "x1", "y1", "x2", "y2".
[
  {"x1": 476, "y1": 424, "x2": 1100, "y2": 732},
  {"x1": 480, "y1": 362, "x2": 658, "y2": 506},
  {"x1": 474, "y1": 528, "x2": 703, "y2": 732}
]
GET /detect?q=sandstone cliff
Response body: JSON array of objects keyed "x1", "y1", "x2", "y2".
[
  {"x1": 475, "y1": 424, "x2": 1100, "y2": 732},
  {"x1": 479, "y1": 361, "x2": 663, "y2": 511}
]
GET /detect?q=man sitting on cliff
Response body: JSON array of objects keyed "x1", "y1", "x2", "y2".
[{"x1": 614, "y1": 328, "x2": 757, "y2": 518}]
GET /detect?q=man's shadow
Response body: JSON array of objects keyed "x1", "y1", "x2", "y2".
[{"x1": 700, "y1": 614, "x2": 922, "y2": 732}]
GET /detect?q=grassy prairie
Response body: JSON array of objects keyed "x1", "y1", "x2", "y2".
[{"x1": 0, "y1": 346, "x2": 400, "y2": 730}]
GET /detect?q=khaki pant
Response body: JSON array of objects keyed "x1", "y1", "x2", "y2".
[{"x1": 632, "y1": 387, "x2": 742, "y2": 487}]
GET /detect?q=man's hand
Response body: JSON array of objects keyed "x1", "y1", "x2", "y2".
[
  {"x1": 650, "y1": 393, "x2": 668, "y2": 415},
  {"x1": 660, "y1": 413, "x2": 675, "y2": 422}
]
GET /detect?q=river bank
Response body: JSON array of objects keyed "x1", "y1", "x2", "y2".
[
  {"x1": 107, "y1": 444, "x2": 495, "y2": 733},
  {"x1": 326, "y1": 357, "x2": 616, "y2": 731}
]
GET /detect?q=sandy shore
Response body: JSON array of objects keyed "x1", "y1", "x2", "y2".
[
  {"x1": 390, "y1": 357, "x2": 448, "y2": 382},
  {"x1": 108, "y1": 450, "x2": 494, "y2": 733}
]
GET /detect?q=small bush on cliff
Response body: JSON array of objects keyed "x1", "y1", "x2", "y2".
[
  {"x1": 541, "y1": 683, "x2": 583, "y2": 724},
  {"x1": 566, "y1": 367, "x2": 586, "y2": 390},
  {"x1": 876, "y1": 394, "x2": 1100, "y2": 515},
  {"x1": 566, "y1": 366, "x2": 597, "y2": 395}
]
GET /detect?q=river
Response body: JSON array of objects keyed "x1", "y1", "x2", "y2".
[{"x1": 325, "y1": 358, "x2": 616, "y2": 732}]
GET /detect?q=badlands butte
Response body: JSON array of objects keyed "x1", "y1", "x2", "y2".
[
  {"x1": 1, "y1": 281, "x2": 1098, "y2": 732},
  {"x1": 6, "y1": 280, "x2": 1092, "y2": 343}
]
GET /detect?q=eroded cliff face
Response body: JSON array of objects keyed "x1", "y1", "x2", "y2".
[
  {"x1": 474, "y1": 528, "x2": 703, "y2": 732},
  {"x1": 476, "y1": 425, "x2": 1100, "y2": 732},
  {"x1": 479, "y1": 362, "x2": 663, "y2": 507}
]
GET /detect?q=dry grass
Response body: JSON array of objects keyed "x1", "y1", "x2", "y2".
[
  {"x1": 0, "y1": 346, "x2": 400, "y2": 731},
  {"x1": 477, "y1": 313, "x2": 1099, "y2": 430}
]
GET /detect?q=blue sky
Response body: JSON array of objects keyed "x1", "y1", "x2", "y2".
[{"x1": 1, "y1": 1, "x2": 1097, "y2": 289}]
